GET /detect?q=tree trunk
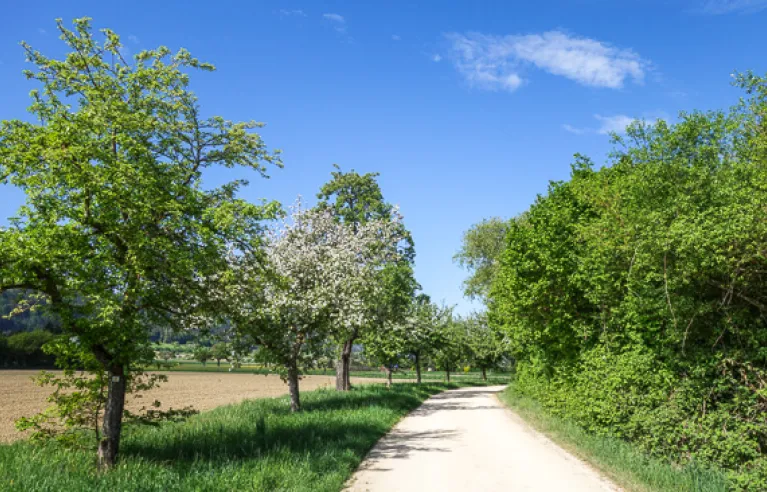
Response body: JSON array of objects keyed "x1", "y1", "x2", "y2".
[
  {"x1": 287, "y1": 363, "x2": 300, "y2": 412},
  {"x1": 415, "y1": 352, "x2": 422, "y2": 384},
  {"x1": 385, "y1": 366, "x2": 392, "y2": 388},
  {"x1": 446, "y1": 367, "x2": 451, "y2": 383},
  {"x1": 482, "y1": 367, "x2": 487, "y2": 381},
  {"x1": 98, "y1": 365, "x2": 126, "y2": 469},
  {"x1": 217, "y1": 359, "x2": 221, "y2": 368},
  {"x1": 335, "y1": 338, "x2": 353, "y2": 391}
]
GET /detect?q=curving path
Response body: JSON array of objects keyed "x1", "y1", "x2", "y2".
[{"x1": 345, "y1": 385, "x2": 619, "y2": 492}]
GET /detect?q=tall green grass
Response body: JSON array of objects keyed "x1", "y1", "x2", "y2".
[
  {"x1": 498, "y1": 385, "x2": 730, "y2": 492},
  {"x1": 0, "y1": 383, "x2": 458, "y2": 491}
]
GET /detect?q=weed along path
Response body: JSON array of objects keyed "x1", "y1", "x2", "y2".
[{"x1": 346, "y1": 385, "x2": 619, "y2": 492}]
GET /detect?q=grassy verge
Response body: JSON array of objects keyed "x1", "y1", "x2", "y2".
[
  {"x1": 0, "y1": 382, "x2": 462, "y2": 491},
  {"x1": 498, "y1": 385, "x2": 730, "y2": 492}
]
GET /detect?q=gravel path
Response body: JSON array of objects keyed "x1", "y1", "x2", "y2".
[{"x1": 346, "y1": 385, "x2": 620, "y2": 492}]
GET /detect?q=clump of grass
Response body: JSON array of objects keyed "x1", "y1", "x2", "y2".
[
  {"x1": 498, "y1": 385, "x2": 730, "y2": 492},
  {"x1": 0, "y1": 383, "x2": 457, "y2": 492}
]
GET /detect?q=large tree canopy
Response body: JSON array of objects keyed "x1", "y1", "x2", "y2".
[
  {"x1": 454, "y1": 217, "x2": 510, "y2": 302},
  {"x1": 0, "y1": 18, "x2": 280, "y2": 467},
  {"x1": 225, "y1": 198, "x2": 406, "y2": 411},
  {"x1": 316, "y1": 167, "x2": 416, "y2": 390}
]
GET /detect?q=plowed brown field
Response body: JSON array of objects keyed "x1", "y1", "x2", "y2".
[{"x1": 0, "y1": 370, "x2": 381, "y2": 442}]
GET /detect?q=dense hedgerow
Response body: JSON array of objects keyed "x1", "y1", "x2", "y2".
[{"x1": 490, "y1": 72, "x2": 767, "y2": 490}]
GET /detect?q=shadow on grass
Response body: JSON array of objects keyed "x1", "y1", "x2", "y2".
[{"x1": 120, "y1": 384, "x2": 448, "y2": 471}]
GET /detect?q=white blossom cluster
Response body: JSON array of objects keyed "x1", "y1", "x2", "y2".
[{"x1": 228, "y1": 197, "x2": 405, "y2": 363}]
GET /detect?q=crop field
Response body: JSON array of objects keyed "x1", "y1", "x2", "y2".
[{"x1": 0, "y1": 370, "x2": 382, "y2": 443}]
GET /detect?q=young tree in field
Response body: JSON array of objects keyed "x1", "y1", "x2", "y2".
[
  {"x1": 193, "y1": 346, "x2": 212, "y2": 367},
  {"x1": 432, "y1": 310, "x2": 467, "y2": 383},
  {"x1": 363, "y1": 322, "x2": 406, "y2": 388},
  {"x1": 0, "y1": 19, "x2": 280, "y2": 467},
  {"x1": 316, "y1": 167, "x2": 415, "y2": 390},
  {"x1": 226, "y1": 199, "x2": 405, "y2": 411},
  {"x1": 211, "y1": 343, "x2": 231, "y2": 368},
  {"x1": 462, "y1": 313, "x2": 506, "y2": 381},
  {"x1": 454, "y1": 217, "x2": 510, "y2": 302},
  {"x1": 402, "y1": 295, "x2": 450, "y2": 384}
]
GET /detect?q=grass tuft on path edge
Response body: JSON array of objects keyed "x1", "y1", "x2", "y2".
[
  {"x1": 498, "y1": 384, "x2": 730, "y2": 492},
  {"x1": 0, "y1": 382, "x2": 463, "y2": 492}
]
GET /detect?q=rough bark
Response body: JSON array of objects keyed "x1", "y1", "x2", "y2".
[
  {"x1": 287, "y1": 363, "x2": 300, "y2": 412},
  {"x1": 446, "y1": 368, "x2": 451, "y2": 383},
  {"x1": 335, "y1": 338, "x2": 354, "y2": 391},
  {"x1": 415, "y1": 352, "x2": 422, "y2": 384},
  {"x1": 482, "y1": 367, "x2": 487, "y2": 381},
  {"x1": 385, "y1": 367, "x2": 393, "y2": 388},
  {"x1": 98, "y1": 364, "x2": 126, "y2": 469}
]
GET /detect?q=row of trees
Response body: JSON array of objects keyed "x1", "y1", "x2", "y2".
[
  {"x1": 0, "y1": 18, "x2": 509, "y2": 469},
  {"x1": 472, "y1": 73, "x2": 767, "y2": 488},
  {"x1": 0, "y1": 19, "x2": 415, "y2": 468}
]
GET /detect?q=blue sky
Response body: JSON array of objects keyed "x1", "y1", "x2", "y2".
[{"x1": 1, "y1": 0, "x2": 766, "y2": 313}]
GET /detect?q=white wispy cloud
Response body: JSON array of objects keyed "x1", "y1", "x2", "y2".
[
  {"x1": 563, "y1": 114, "x2": 638, "y2": 135},
  {"x1": 432, "y1": 54, "x2": 443, "y2": 62},
  {"x1": 392, "y1": 34, "x2": 401, "y2": 41},
  {"x1": 38, "y1": 28, "x2": 47, "y2": 35},
  {"x1": 699, "y1": 0, "x2": 767, "y2": 14},
  {"x1": 594, "y1": 114, "x2": 637, "y2": 134},
  {"x1": 562, "y1": 124, "x2": 590, "y2": 135},
  {"x1": 280, "y1": 9, "x2": 307, "y2": 17},
  {"x1": 323, "y1": 13, "x2": 346, "y2": 34},
  {"x1": 323, "y1": 13, "x2": 345, "y2": 23},
  {"x1": 127, "y1": 35, "x2": 140, "y2": 44},
  {"x1": 446, "y1": 31, "x2": 648, "y2": 93}
]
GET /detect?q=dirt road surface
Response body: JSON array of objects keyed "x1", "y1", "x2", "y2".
[{"x1": 346, "y1": 385, "x2": 619, "y2": 492}]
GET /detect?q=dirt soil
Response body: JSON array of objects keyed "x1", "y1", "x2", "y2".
[
  {"x1": 0, "y1": 370, "x2": 379, "y2": 443},
  {"x1": 345, "y1": 385, "x2": 620, "y2": 492}
]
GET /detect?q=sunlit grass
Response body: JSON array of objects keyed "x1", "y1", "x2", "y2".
[{"x1": 0, "y1": 383, "x2": 462, "y2": 491}]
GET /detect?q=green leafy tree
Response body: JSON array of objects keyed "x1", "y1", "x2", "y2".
[
  {"x1": 225, "y1": 199, "x2": 405, "y2": 410},
  {"x1": 431, "y1": 308, "x2": 467, "y2": 383},
  {"x1": 211, "y1": 343, "x2": 231, "y2": 368},
  {"x1": 462, "y1": 313, "x2": 506, "y2": 380},
  {"x1": 0, "y1": 18, "x2": 280, "y2": 467},
  {"x1": 316, "y1": 166, "x2": 415, "y2": 390},
  {"x1": 193, "y1": 346, "x2": 212, "y2": 366},
  {"x1": 399, "y1": 294, "x2": 448, "y2": 384},
  {"x1": 5, "y1": 330, "x2": 55, "y2": 367},
  {"x1": 454, "y1": 217, "x2": 509, "y2": 302},
  {"x1": 489, "y1": 72, "x2": 767, "y2": 488}
]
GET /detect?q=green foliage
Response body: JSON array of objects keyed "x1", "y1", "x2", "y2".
[
  {"x1": 500, "y1": 384, "x2": 730, "y2": 492},
  {"x1": 210, "y1": 343, "x2": 231, "y2": 367},
  {"x1": 461, "y1": 313, "x2": 508, "y2": 376},
  {"x1": 454, "y1": 217, "x2": 510, "y2": 301},
  {"x1": 0, "y1": 17, "x2": 280, "y2": 466},
  {"x1": 193, "y1": 346, "x2": 212, "y2": 366},
  {"x1": 0, "y1": 330, "x2": 56, "y2": 367},
  {"x1": 431, "y1": 312, "x2": 469, "y2": 378},
  {"x1": 15, "y1": 339, "x2": 198, "y2": 448},
  {"x1": 489, "y1": 73, "x2": 767, "y2": 488}
]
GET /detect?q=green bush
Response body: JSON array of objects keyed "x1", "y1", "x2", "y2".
[
  {"x1": 490, "y1": 72, "x2": 767, "y2": 490},
  {"x1": 0, "y1": 330, "x2": 56, "y2": 368}
]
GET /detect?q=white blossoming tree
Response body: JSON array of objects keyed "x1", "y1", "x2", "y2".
[{"x1": 227, "y1": 198, "x2": 405, "y2": 411}]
